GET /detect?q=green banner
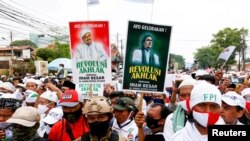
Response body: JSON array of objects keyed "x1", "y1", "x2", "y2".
[{"x1": 123, "y1": 21, "x2": 172, "y2": 92}]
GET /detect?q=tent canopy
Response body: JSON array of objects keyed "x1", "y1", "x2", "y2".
[{"x1": 48, "y1": 58, "x2": 72, "y2": 72}]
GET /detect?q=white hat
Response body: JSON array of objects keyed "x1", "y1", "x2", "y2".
[
  {"x1": 40, "y1": 78, "x2": 45, "y2": 83},
  {"x1": 241, "y1": 88, "x2": 250, "y2": 97},
  {"x1": 0, "y1": 82, "x2": 16, "y2": 93},
  {"x1": 40, "y1": 91, "x2": 58, "y2": 103},
  {"x1": 16, "y1": 83, "x2": 25, "y2": 89},
  {"x1": 67, "y1": 73, "x2": 73, "y2": 77},
  {"x1": 35, "y1": 80, "x2": 43, "y2": 87},
  {"x1": 80, "y1": 28, "x2": 91, "y2": 37},
  {"x1": 25, "y1": 78, "x2": 38, "y2": 86},
  {"x1": 195, "y1": 70, "x2": 209, "y2": 77},
  {"x1": 42, "y1": 107, "x2": 63, "y2": 125},
  {"x1": 190, "y1": 81, "x2": 221, "y2": 109},
  {"x1": 25, "y1": 90, "x2": 38, "y2": 103},
  {"x1": 26, "y1": 73, "x2": 31, "y2": 76},
  {"x1": 178, "y1": 78, "x2": 197, "y2": 89},
  {"x1": 0, "y1": 93, "x2": 16, "y2": 99},
  {"x1": 7, "y1": 106, "x2": 40, "y2": 127},
  {"x1": 222, "y1": 91, "x2": 246, "y2": 109}
]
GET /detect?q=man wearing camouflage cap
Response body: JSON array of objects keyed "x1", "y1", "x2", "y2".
[{"x1": 82, "y1": 96, "x2": 120, "y2": 141}]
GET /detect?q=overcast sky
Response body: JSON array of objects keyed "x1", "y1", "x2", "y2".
[{"x1": 2, "y1": 0, "x2": 250, "y2": 63}]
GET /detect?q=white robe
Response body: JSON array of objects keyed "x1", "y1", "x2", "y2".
[
  {"x1": 171, "y1": 121, "x2": 207, "y2": 141},
  {"x1": 75, "y1": 42, "x2": 107, "y2": 61},
  {"x1": 132, "y1": 49, "x2": 159, "y2": 66}
]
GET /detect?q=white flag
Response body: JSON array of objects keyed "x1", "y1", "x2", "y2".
[
  {"x1": 125, "y1": 0, "x2": 154, "y2": 4},
  {"x1": 87, "y1": 0, "x2": 99, "y2": 6},
  {"x1": 217, "y1": 46, "x2": 236, "y2": 61}
]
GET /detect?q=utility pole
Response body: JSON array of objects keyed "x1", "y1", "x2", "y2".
[
  {"x1": 238, "y1": 50, "x2": 241, "y2": 71},
  {"x1": 116, "y1": 33, "x2": 119, "y2": 48},
  {"x1": 10, "y1": 31, "x2": 14, "y2": 76},
  {"x1": 241, "y1": 36, "x2": 246, "y2": 71},
  {"x1": 120, "y1": 39, "x2": 123, "y2": 61}
]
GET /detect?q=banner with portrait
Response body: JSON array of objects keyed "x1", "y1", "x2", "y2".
[
  {"x1": 69, "y1": 21, "x2": 111, "y2": 98},
  {"x1": 123, "y1": 21, "x2": 172, "y2": 92}
]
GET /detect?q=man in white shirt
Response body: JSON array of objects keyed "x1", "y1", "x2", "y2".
[{"x1": 75, "y1": 29, "x2": 107, "y2": 61}]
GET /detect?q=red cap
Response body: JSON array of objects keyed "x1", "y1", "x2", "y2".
[{"x1": 59, "y1": 90, "x2": 82, "y2": 107}]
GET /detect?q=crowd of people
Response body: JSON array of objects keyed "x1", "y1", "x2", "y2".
[{"x1": 0, "y1": 68, "x2": 249, "y2": 141}]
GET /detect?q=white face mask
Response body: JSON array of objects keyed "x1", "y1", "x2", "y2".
[
  {"x1": 192, "y1": 110, "x2": 220, "y2": 127},
  {"x1": 5, "y1": 128, "x2": 13, "y2": 139},
  {"x1": 177, "y1": 99, "x2": 191, "y2": 112},
  {"x1": 45, "y1": 125, "x2": 51, "y2": 134},
  {"x1": 119, "y1": 111, "x2": 133, "y2": 127},
  {"x1": 38, "y1": 104, "x2": 49, "y2": 115},
  {"x1": 0, "y1": 122, "x2": 13, "y2": 139}
]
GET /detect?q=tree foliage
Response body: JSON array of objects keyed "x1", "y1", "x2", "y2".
[
  {"x1": 36, "y1": 42, "x2": 70, "y2": 62},
  {"x1": 194, "y1": 27, "x2": 248, "y2": 69},
  {"x1": 169, "y1": 53, "x2": 185, "y2": 70},
  {"x1": 194, "y1": 46, "x2": 220, "y2": 69},
  {"x1": 53, "y1": 42, "x2": 71, "y2": 59},
  {"x1": 10, "y1": 40, "x2": 38, "y2": 48}
]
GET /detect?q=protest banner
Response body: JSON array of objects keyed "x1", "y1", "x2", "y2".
[
  {"x1": 69, "y1": 21, "x2": 111, "y2": 98},
  {"x1": 123, "y1": 21, "x2": 172, "y2": 92}
]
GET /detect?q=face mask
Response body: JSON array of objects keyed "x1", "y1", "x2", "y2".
[
  {"x1": 177, "y1": 99, "x2": 191, "y2": 112},
  {"x1": 45, "y1": 125, "x2": 51, "y2": 134},
  {"x1": 0, "y1": 122, "x2": 13, "y2": 140},
  {"x1": 153, "y1": 98, "x2": 165, "y2": 104},
  {"x1": 246, "y1": 102, "x2": 250, "y2": 112},
  {"x1": 192, "y1": 110, "x2": 220, "y2": 127},
  {"x1": 59, "y1": 67, "x2": 63, "y2": 69},
  {"x1": 13, "y1": 89, "x2": 24, "y2": 100},
  {"x1": 145, "y1": 115, "x2": 160, "y2": 129},
  {"x1": 144, "y1": 96, "x2": 152, "y2": 103},
  {"x1": 89, "y1": 121, "x2": 110, "y2": 137},
  {"x1": 118, "y1": 111, "x2": 133, "y2": 126},
  {"x1": 63, "y1": 107, "x2": 82, "y2": 123},
  {"x1": 5, "y1": 128, "x2": 13, "y2": 139},
  {"x1": 38, "y1": 104, "x2": 49, "y2": 115}
]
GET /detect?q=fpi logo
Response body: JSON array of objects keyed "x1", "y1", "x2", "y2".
[{"x1": 203, "y1": 94, "x2": 217, "y2": 101}]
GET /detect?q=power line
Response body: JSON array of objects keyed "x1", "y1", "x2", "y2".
[
  {"x1": 0, "y1": 0, "x2": 67, "y2": 39},
  {"x1": 8, "y1": 0, "x2": 65, "y2": 26}
]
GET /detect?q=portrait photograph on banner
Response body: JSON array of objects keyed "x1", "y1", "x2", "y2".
[
  {"x1": 123, "y1": 21, "x2": 172, "y2": 92},
  {"x1": 69, "y1": 21, "x2": 111, "y2": 98}
]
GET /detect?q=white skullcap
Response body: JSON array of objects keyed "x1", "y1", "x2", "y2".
[
  {"x1": 40, "y1": 91, "x2": 58, "y2": 103},
  {"x1": 80, "y1": 28, "x2": 91, "y2": 37},
  {"x1": 190, "y1": 81, "x2": 221, "y2": 109},
  {"x1": 178, "y1": 78, "x2": 197, "y2": 89},
  {"x1": 25, "y1": 78, "x2": 38, "y2": 86},
  {"x1": 195, "y1": 70, "x2": 209, "y2": 77},
  {"x1": 241, "y1": 88, "x2": 250, "y2": 97},
  {"x1": 0, "y1": 82, "x2": 16, "y2": 93}
]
